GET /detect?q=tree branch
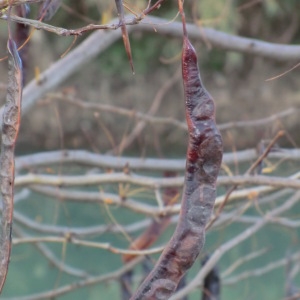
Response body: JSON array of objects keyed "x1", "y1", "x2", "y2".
[
  {"x1": 223, "y1": 251, "x2": 300, "y2": 285},
  {"x1": 0, "y1": 16, "x2": 300, "y2": 128},
  {"x1": 14, "y1": 148, "x2": 300, "y2": 173},
  {"x1": 1, "y1": 256, "x2": 144, "y2": 300},
  {"x1": 11, "y1": 172, "x2": 300, "y2": 190},
  {"x1": 170, "y1": 191, "x2": 300, "y2": 299}
]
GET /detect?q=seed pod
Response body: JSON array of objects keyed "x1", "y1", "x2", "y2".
[
  {"x1": 0, "y1": 37, "x2": 23, "y2": 293},
  {"x1": 130, "y1": 2, "x2": 223, "y2": 299}
]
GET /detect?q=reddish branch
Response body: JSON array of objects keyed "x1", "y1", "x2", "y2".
[
  {"x1": 121, "y1": 172, "x2": 178, "y2": 298},
  {"x1": 122, "y1": 172, "x2": 178, "y2": 264},
  {"x1": 130, "y1": 1, "x2": 223, "y2": 299},
  {"x1": 0, "y1": 36, "x2": 23, "y2": 292},
  {"x1": 143, "y1": 0, "x2": 165, "y2": 16}
]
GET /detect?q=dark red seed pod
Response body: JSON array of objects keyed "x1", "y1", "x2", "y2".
[{"x1": 130, "y1": 19, "x2": 223, "y2": 300}]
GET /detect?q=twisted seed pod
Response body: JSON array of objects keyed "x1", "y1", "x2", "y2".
[
  {"x1": 130, "y1": 15, "x2": 223, "y2": 300},
  {"x1": 0, "y1": 37, "x2": 23, "y2": 293}
]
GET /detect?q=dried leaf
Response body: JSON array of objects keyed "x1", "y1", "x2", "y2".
[{"x1": 115, "y1": 0, "x2": 134, "y2": 74}]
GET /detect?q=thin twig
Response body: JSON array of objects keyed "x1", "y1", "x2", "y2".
[
  {"x1": 223, "y1": 251, "x2": 300, "y2": 285},
  {"x1": 46, "y1": 93, "x2": 296, "y2": 133},
  {"x1": 13, "y1": 225, "x2": 89, "y2": 278},
  {"x1": 115, "y1": 0, "x2": 134, "y2": 73},
  {"x1": 218, "y1": 107, "x2": 297, "y2": 131},
  {"x1": 207, "y1": 130, "x2": 285, "y2": 229},
  {"x1": 13, "y1": 210, "x2": 154, "y2": 237},
  {"x1": 112, "y1": 68, "x2": 181, "y2": 154},
  {"x1": 14, "y1": 148, "x2": 300, "y2": 173},
  {"x1": 12, "y1": 172, "x2": 300, "y2": 190},
  {"x1": 1, "y1": 15, "x2": 300, "y2": 61},
  {"x1": 13, "y1": 235, "x2": 164, "y2": 256},
  {"x1": 46, "y1": 92, "x2": 187, "y2": 130},
  {"x1": 170, "y1": 191, "x2": 300, "y2": 299},
  {"x1": 1, "y1": 15, "x2": 300, "y2": 128},
  {"x1": 27, "y1": 178, "x2": 297, "y2": 218},
  {"x1": 222, "y1": 247, "x2": 269, "y2": 277},
  {"x1": 1, "y1": 256, "x2": 144, "y2": 300}
]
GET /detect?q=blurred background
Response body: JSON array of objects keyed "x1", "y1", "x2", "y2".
[
  {"x1": 0, "y1": 0, "x2": 300, "y2": 299},
  {"x1": 0, "y1": 0, "x2": 299, "y2": 154}
]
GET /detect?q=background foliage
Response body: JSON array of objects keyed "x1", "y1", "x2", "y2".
[{"x1": 0, "y1": 0, "x2": 300, "y2": 299}]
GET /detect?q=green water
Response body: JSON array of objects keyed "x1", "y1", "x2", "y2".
[{"x1": 2, "y1": 160, "x2": 300, "y2": 299}]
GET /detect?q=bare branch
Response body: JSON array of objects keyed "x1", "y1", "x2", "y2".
[
  {"x1": 13, "y1": 225, "x2": 89, "y2": 278},
  {"x1": 218, "y1": 107, "x2": 297, "y2": 131},
  {"x1": 17, "y1": 178, "x2": 297, "y2": 220},
  {"x1": 12, "y1": 235, "x2": 164, "y2": 256},
  {"x1": 222, "y1": 247, "x2": 269, "y2": 277},
  {"x1": 29, "y1": 185, "x2": 177, "y2": 217},
  {"x1": 170, "y1": 191, "x2": 300, "y2": 299},
  {"x1": 13, "y1": 210, "x2": 154, "y2": 237},
  {"x1": 49, "y1": 93, "x2": 296, "y2": 133},
  {"x1": 11, "y1": 172, "x2": 300, "y2": 190},
  {"x1": 224, "y1": 251, "x2": 300, "y2": 285},
  {"x1": 112, "y1": 68, "x2": 181, "y2": 154},
  {"x1": 217, "y1": 173, "x2": 300, "y2": 190},
  {"x1": 14, "y1": 148, "x2": 300, "y2": 173},
  {"x1": 115, "y1": 0, "x2": 134, "y2": 73},
  {"x1": 1, "y1": 256, "x2": 144, "y2": 300},
  {"x1": 15, "y1": 172, "x2": 184, "y2": 188},
  {"x1": 46, "y1": 92, "x2": 187, "y2": 130},
  {"x1": 1, "y1": 14, "x2": 300, "y2": 60},
  {"x1": 0, "y1": 15, "x2": 299, "y2": 128},
  {"x1": 0, "y1": 18, "x2": 124, "y2": 129}
]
